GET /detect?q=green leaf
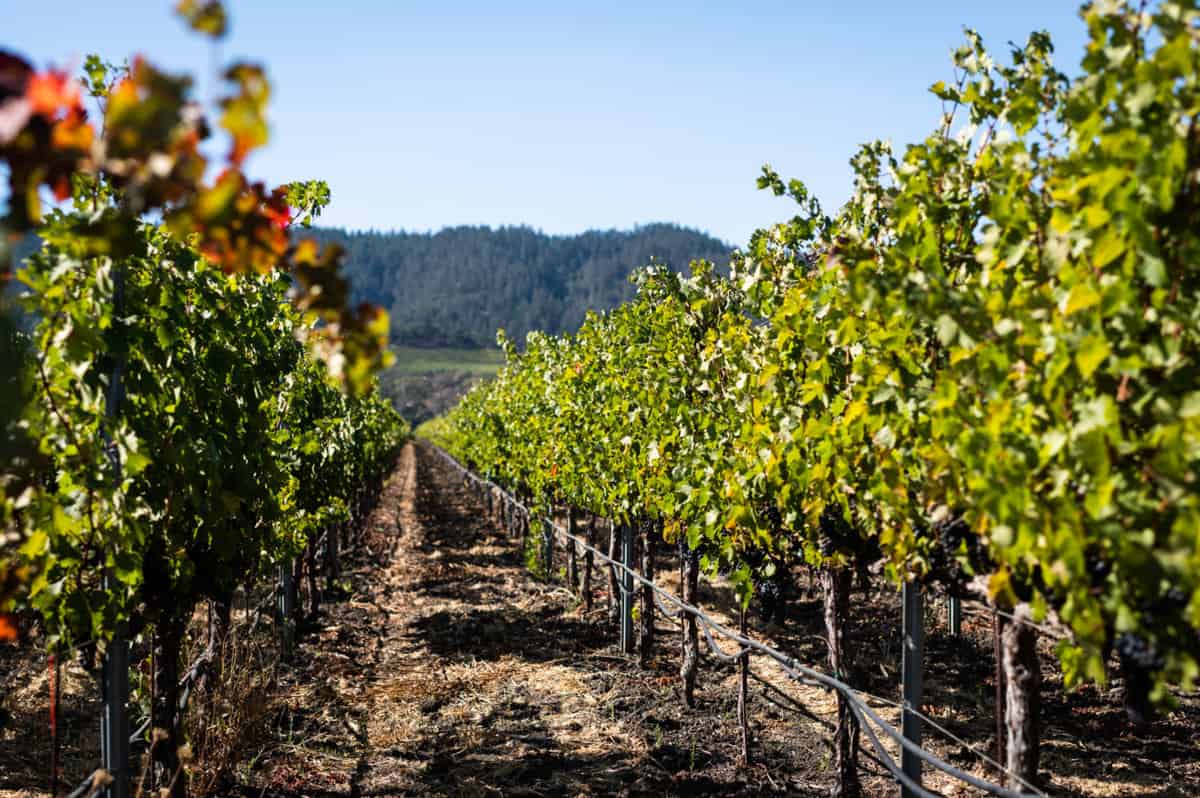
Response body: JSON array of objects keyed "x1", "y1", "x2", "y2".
[
  {"x1": 176, "y1": 0, "x2": 228, "y2": 38},
  {"x1": 1075, "y1": 335, "x2": 1110, "y2": 378},
  {"x1": 935, "y1": 314, "x2": 959, "y2": 347},
  {"x1": 1092, "y1": 230, "x2": 1125, "y2": 269},
  {"x1": 1064, "y1": 283, "x2": 1101, "y2": 316}
]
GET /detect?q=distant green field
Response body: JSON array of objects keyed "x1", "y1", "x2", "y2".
[{"x1": 387, "y1": 346, "x2": 505, "y2": 376}]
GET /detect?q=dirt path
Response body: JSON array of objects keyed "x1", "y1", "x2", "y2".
[{"x1": 233, "y1": 439, "x2": 817, "y2": 797}]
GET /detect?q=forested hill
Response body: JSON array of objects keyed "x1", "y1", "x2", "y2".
[{"x1": 307, "y1": 224, "x2": 732, "y2": 347}]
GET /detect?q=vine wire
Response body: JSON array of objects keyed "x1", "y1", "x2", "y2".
[{"x1": 435, "y1": 445, "x2": 1047, "y2": 798}]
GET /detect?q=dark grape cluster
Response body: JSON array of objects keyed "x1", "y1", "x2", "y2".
[
  {"x1": 1011, "y1": 564, "x2": 1050, "y2": 604},
  {"x1": 755, "y1": 576, "x2": 786, "y2": 623},
  {"x1": 1116, "y1": 633, "x2": 1164, "y2": 672},
  {"x1": 1084, "y1": 547, "x2": 1111, "y2": 587},
  {"x1": 1143, "y1": 586, "x2": 1189, "y2": 616},
  {"x1": 1115, "y1": 632, "x2": 1163, "y2": 724},
  {"x1": 930, "y1": 515, "x2": 971, "y2": 549},
  {"x1": 637, "y1": 516, "x2": 659, "y2": 539},
  {"x1": 745, "y1": 537, "x2": 795, "y2": 624},
  {"x1": 818, "y1": 507, "x2": 853, "y2": 556},
  {"x1": 924, "y1": 512, "x2": 993, "y2": 594}
]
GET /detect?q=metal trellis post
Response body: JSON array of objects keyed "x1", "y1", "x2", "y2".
[
  {"x1": 901, "y1": 581, "x2": 924, "y2": 798},
  {"x1": 100, "y1": 579, "x2": 130, "y2": 798},
  {"x1": 948, "y1": 596, "x2": 962, "y2": 637},
  {"x1": 100, "y1": 260, "x2": 130, "y2": 798},
  {"x1": 541, "y1": 517, "x2": 554, "y2": 582},
  {"x1": 279, "y1": 561, "x2": 296, "y2": 657},
  {"x1": 619, "y1": 523, "x2": 635, "y2": 653}
]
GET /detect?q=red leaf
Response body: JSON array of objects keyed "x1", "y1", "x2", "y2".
[
  {"x1": 26, "y1": 69, "x2": 81, "y2": 119},
  {"x1": 0, "y1": 614, "x2": 17, "y2": 641}
]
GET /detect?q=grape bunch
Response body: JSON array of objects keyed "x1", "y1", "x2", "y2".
[
  {"x1": 755, "y1": 575, "x2": 786, "y2": 623},
  {"x1": 930, "y1": 515, "x2": 970, "y2": 549},
  {"x1": 1143, "y1": 586, "x2": 1188, "y2": 616},
  {"x1": 763, "y1": 502, "x2": 783, "y2": 531},
  {"x1": 1084, "y1": 547, "x2": 1112, "y2": 588},
  {"x1": 1116, "y1": 633, "x2": 1165, "y2": 672},
  {"x1": 924, "y1": 513, "x2": 990, "y2": 592},
  {"x1": 818, "y1": 507, "x2": 854, "y2": 556},
  {"x1": 1115, "y1": 632, "x2": 1164, "y2": 724},
  {"x1": 751, "y1": 551, "x2": 795, "y2": 624}
]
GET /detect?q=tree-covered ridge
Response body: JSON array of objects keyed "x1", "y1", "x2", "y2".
[{"x1": 308, "y1": 224, "x2": 732, "y2": 347}]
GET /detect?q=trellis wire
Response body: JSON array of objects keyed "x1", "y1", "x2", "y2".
[
  {"x1": 434, "y1": 445, "x2": 1046, "y2": 798},
  {"x1": 961, "y1": 600, "x2": 1068, "y2": 641},
  {"x1": 66, "y1": 770, "x2": 107, "y2": 798}
]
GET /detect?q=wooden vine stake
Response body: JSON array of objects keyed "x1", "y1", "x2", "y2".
[
  {"x1": 152, "y1": 613, "x2": 187, "y2": 797},
  {"x1": 278, "y1": 561, "x2": 297, "y2": 659},
  {"x1": 993, "y1": 613, "x2": 1007, "y2": 767},
  {"x1": 520, "y1": 502, "x2": 530, "y2": 550},
  {"x1": 49, "y1": 653, "x2": 59, "y2": 798},
  {"x1": 325, "y1": 521, "x2": 340, "y2": 594},
  {"x1": 100, "y1": 614, "x2": 130, "y2": 798},
  {"x1": 541, "y1": 517, "x2": 554, "y2": 582},
  {"x1": 947, "y1": 596, "x2": 962, "y2": 637},
  {"x1": 607, "y1": 520, "x2": 620, "y2": 623}
]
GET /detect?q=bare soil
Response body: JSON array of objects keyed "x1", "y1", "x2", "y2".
[{"x1": 2, "y1": 439, "x2": 1197, "y2": 797}]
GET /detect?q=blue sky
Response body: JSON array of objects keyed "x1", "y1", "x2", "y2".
[{"x1": 9, "y1": 2, "x2": 1090, "y2": 245}]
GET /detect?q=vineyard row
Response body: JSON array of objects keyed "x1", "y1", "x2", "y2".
[
  {"x1": 421, "y1": 5, "x2": 1200, "y2": 794},
  {"x1": 434, "y1": 444, "x2": 1044, "y2": 798}
]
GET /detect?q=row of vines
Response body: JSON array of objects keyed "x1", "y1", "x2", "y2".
[
  {"x1": 1, "y1": 3, "x2": 408, "y2": 795},
  {"x1": 423, "y1": 2, "x2": 1200, "y2": 793}
]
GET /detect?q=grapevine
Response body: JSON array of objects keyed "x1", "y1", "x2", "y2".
[{"x1": 0, "y1": 3, "x2": 408, "y2": 792}]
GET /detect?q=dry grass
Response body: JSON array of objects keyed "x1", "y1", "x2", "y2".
[{"x1": 184, "y1": 619, "x2": 279, "y2": 794}]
